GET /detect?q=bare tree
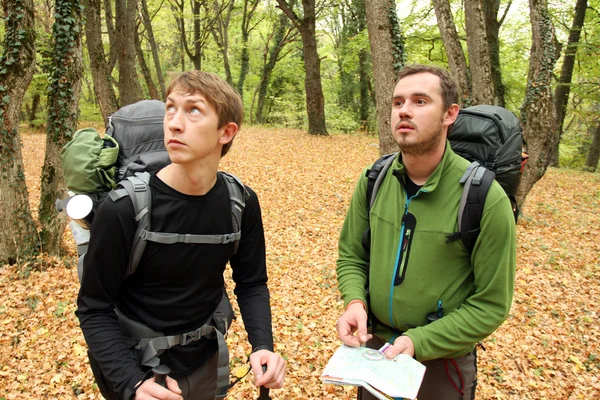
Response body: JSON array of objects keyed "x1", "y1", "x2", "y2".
[
  {"x1": 551, "y1": 0, "x2": 587, "y2": 166},
  {"x1": 83, "y1": 0, "x2": 119, "y2": 120},
  {"x1": 276, "y1": 0, "x2": 328, "y2": 135},
  {"x1": 115, "y1": 0, "x2": 143, "y2": 105},
  {"x1": 238, "y1": 0, "x2": 261, "y2": 98},
  {"x1": 209, "y1": 0, "x2": 235, "y2": 85},
  {"x1": 585, "y1": 120, "x2": 600, "y2": 171},
  {"x1": 516, "y1": 0, "x2": 559, "y2": 207},
  {"x1": 464, "y1": 0, "x2": 494, "y2": 104},
  {"x1": 39, "y1": 0, "x2": 84, "y2": 255},
  {"x1": 140, "y1": 0, "x2": 166, "y2": 99},
  {"x1": 253, "y1": 9, "x2": 297, "y2": 124},
  {"x1": 0, "y1": 0, "x2": 39, "y2": 263},
  {"x1": 170, "y1": 0, "x2": 217, "y2": 71},
  {"x1": 432, "y1": 0, "x2": 472, "y2": 106},
  {"x1": 364, "y1": 0, "x2": 399, "y2": 153},
  {"x1": 135, "y1": 28, "x2": 160, "y2": 99},
  {"x1": 482, "y1": 0, "x2": 512, "y2": 107}
]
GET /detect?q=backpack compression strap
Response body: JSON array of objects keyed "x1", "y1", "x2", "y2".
[{"x1": 451, "y1": 161, "x2": 496, "y2": 255}]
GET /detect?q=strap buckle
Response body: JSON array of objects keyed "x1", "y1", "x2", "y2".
[
  {"x1": 180, "y1": 329, "x2": 201, "y2": 346},
  {"x1": 221, "y1": 233, "x2": 237, "y2": 244}
]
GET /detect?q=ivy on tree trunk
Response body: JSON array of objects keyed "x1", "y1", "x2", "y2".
[
  {"x1": 38, "y1": 0, "x2": 84, "y2": 255},
  {"x1": 0, "y1": 0, "x2": 39, "y2": 264}
]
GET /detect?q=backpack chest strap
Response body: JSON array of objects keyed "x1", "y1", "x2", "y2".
[{"x1": 139, "y1": 230, "x2": 241, "y2": 245}]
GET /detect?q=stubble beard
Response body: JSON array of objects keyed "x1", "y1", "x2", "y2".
[
  {"x1": 397, "y1": 119, "x2": 445, "y2": 156},
  {"x1": 398, "y1": 128, "x2": 444, "y2": 156}
]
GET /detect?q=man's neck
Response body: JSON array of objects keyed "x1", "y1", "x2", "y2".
[
  {"x1": 401, "y1": 145, "x2": 445, "y2": 186},
  {"x1": 157, "y1": 159, "x2": 220, "y2": 196}
]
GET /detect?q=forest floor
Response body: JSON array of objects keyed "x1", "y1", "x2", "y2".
[{"x1": 1, "y1": 126, "x2": 599, "y2": 399}]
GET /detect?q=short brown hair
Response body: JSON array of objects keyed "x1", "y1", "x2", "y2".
[
  {"x1": 166, "y1": 71, "x2": 243, "y2": 157},
  {"x1": 396, "y1": 64, "x2": 459, "y2": 110}
]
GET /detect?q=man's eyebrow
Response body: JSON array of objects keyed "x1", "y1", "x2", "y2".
[
  {"x1": 392, "y1": 92, "x2": 433, "y2": 100},
  {"x1": 165, "y1": 95, "x2": 206, "y2": 105}
]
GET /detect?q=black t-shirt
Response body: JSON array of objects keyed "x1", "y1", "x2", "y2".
[{"x1": 76, "y1": 173, "x2": 273, "y2": 398}]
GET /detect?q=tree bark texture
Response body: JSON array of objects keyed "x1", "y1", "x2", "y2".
[
  {"x1": 209, "y1": 0, "x2": 234, "y2": 86},
  {"x1": 276, "y1": 0, "x2": 328, "y2": 135},
  {"x1": 0, "y1": 0, "x2": 40, "y2": 263},
  {"x1": 140, "y1": 0, "x2": 166, "y2": 99},
  {"x1": 464, "y1": 0, "x2": 494, "y2": 105},
  {"x1": 364, "y1": 0, "x2": 398, "y2": 154},
  {"x1": 39, "y1": 0, "x2": 84, "y2": 255},
  {"x1": 482, "y1": 0, "x2": 507, "y2": 107},
  {"x1": 83, "y1": 0, "x2": 119, "y2": 121},
  {"x1": 254, "y1": 11, "x2": 293, "y2": 124},
  {"x1": 585, "y1": 118, "x2": 600, "y2": 172},
  {"x1": 432, "y1": 0, "x2": 472, "y2": 106},
  {"x1": 551, "y1": 0, "x2": 587, "y2": 166},
  {"x1": 115, "y1": 0, "x2": 143, "y2": 106},
  {"x1": 135, "y1": 31, "x2": 160, "y2": 99},
  {"x1": 517, "y1": 0, "x2": 559, "y2": 209},
  {"x1": 237, "y1": 0, "x2": 259, "y2": 99}
]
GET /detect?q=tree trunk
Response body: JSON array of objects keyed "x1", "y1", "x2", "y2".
[
  {"x1": 464, "y1": 0, "x2": 495, "y2": 105},
  {"x1": 28, "y1": 92, "x2": 40, "y2": 125},
  {"x1": 254, "y1": 11, "x2": 293, "y2": 124},
  {"x1": 83, "y1": 0, "x2": 119, "y2": 121},
  {"x1": 432, "y1": 0, "x2": 472, "y2": 106},
  {"x1": 585, "y1": 118, "x2": 600, "y2": 172},
  {"x1": 115, "y1": 0, "x2": 143, "y2": 106},
  {"x1": 551, "y1": 0, "x2": 587, "y2": 167},
  {"x1": 516, "y1": 0, "x2": 559, "y2": 208},
  {"x1": 364, "y1": 0, "x2": 398, "y2": 154},
  {"x1": 135, "y1": 31, "x2": 160, "y2": 99},
  {"x1": 0, "y1": 0, "x2": 39, "y2": 264},
  {"x1": 103, "y1": 0, "x2": 117, "y2": 73},
  {"x1": 140, "y1": 0, "x2": 165, "y2": 99},
  {"x1": 209, "y1": 0, "x2": 234, "y2": 86},
  {"x1": 238, "y1": 0, "x2": 259, "y2": 99},
  {"x1": 276, "y1": 0, "x2": 328, "y2": 135},
  {"x1": 483, "y1": 0, "x2": 509, "y2": 107},
  {"x1": 39, "y1": 0, "x2": 84, "y2": 256}
]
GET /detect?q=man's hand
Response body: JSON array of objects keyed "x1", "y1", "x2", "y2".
[
  {"x1": 336, "y1": 302, "x2": 372, "y2": 347},
  {"x1": 384, "y1": 335, "x2": 415, "y2": 359},
  {"x1": 249, "y1": 349, "x2": 286, "y2": 389},
  {"x1": 134, "y1": 376, "x2": 182, "y2": 400}
]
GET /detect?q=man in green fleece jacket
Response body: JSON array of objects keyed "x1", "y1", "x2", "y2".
[{"x1": 336, "y1": 64, "x2": 516, "y2": 400}]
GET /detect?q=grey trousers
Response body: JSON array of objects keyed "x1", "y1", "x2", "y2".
[
  {"x1": 357, "y1": 336, "x2": 478, "y2": 400},
  {"x1": 176, "y1": 351, "x2": 219, "y2": 400}
]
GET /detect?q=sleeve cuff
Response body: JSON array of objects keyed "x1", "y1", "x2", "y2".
[{"x1": 345, "y1": 299, "x2": 367, "y2": 311}]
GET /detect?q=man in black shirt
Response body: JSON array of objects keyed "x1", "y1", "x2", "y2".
[{"x1": 76, "y1": 71, "x2": 286, "y2": 400}]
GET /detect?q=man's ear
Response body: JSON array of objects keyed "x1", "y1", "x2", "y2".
[
  {"x1": 219, "y1": 122, "x2": 238, "y2": 145},
  {"x1": 443, "y1": 104, "x2": 460, "y2": 127}
]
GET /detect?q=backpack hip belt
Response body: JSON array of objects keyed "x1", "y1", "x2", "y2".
[{"x1": 116, "y1": 290, "x2": 233, "y2": 398}]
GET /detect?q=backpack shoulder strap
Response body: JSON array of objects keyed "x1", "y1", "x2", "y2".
[
  {"x1": 362, "y1": 153, "x2": 397, "y2": 251},
  {"x1": 218, "y1": 171, "x2": 249, "y2": 256},
  {"x1": 455, "y1": 162, "x2": 496, "y2": 255},
  {"x1": 366, "y1": 152, "x2": 397, "y2": 210},
  {"x1": 109, "y1": 171, "x2": 153, "y2": 277}
]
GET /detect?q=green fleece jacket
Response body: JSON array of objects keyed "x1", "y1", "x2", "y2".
[{"x1": 337, "y1": 143, "x2": 516, "y2": 362}]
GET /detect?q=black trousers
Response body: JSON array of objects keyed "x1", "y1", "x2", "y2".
[{"x1": 89, "y1": 350, "x2": 219, "y2": 400}]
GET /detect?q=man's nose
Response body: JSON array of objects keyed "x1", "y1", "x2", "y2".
[
  {"x1": 397, "y1": 102, "x2": 412, "y2": 118},
  {"x1": 167, "y1": 109, "x2": 184, "y2": 132}
]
